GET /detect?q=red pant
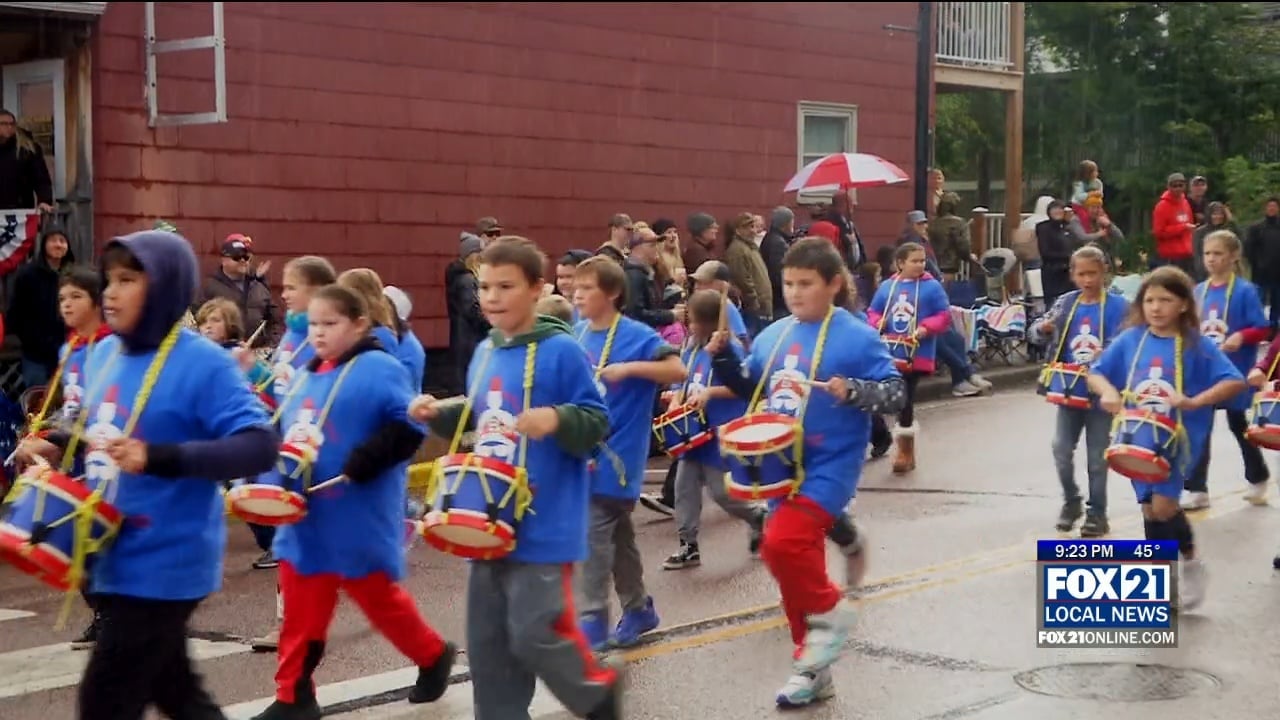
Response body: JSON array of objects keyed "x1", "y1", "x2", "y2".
[
  {"x1": 276, "y1": 561, "x2": 446, "y2": 702},
  {"x1": 759, "y1": 496, "x2": 842, "y2": 654}
]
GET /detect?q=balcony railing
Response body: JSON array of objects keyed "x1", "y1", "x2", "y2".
[{"x1": 936, "y1": 1, "x2": 1014, "y2": 71}]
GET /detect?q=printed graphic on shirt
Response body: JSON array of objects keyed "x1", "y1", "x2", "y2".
[
  {"x1": 685, "y1": 367, "x2": 708, "y2": 399},
  {"x1": 473, "y1": 378, "x2": 518, "y2": 464},
  {"x1": 889, "y1": 292, "x2": 916, "y2": 334},
  {"x1": 1069, "y1": 321, "x2": 1102, "y2": 364},
  {"x1": 84, "y1": 386, "x2": 125, "y2": 487},
  {"x1": 767, "y1": 344, "x2": 809, "y2": 415},
  {"x1": 1201, "y1": 305, "x2": 1228, "y2": 347},
  {"x1": 1131, "y1": 357, "x2": 1176, "y2": 416},
  {"x1": 62, "y1": 367, "x2": 84, "y2": 422},
  {"x1": 281, "y1": 399, "x2": 325, "y2": 453},
  {"x1": 272, "y1": 349, "x2": 298, "y2": 397}
]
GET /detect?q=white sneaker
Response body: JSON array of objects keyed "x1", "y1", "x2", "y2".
[
  {"x1": 1181, "y1": 491, "x2": 1210, "y2": 511},
  {"x1": 971, "y1": 374, "x2": 994, "y2": 391},
  {"x1": 794, "y1": 600, "x2": 857, "y2": 673},
  {"x1": 952, "y1": 381, "x2": 982, "y2": 397},
  {"x1": 1179, "y1": 558, "x2": 1207, "y2": 612},
  {"x1": 1244, "y1": 482, "x2": 1269, "y2": 506},
  {"x1": 775, "y1": 667, "x2": 835, "y2": 708}
]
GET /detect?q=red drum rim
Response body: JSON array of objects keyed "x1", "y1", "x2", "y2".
[
  {"x1": 724, "y1": 476, "x2": 795, "y2": 502},
  {"x1": 1245, "y1": 425, "x2": 1280, "y2": 450},
  {"x1": 658, "y1": 403, "x2": 702, "y2": 424},
  {"x1": 1117, "y1": 408, "x2": 1178, "y2": 432},
  {"x1": 421, "y1": 510, "x2": 516, "y2": 560},
  {"x1": 719, "y1": 414, "x2": 799, "y2": 455},
  {"x1": 1045, "y1": 393, "x2": 1091, "y2": 409},
  {"x1": 17, "y1": 468, "x2": 125, "y2": 528},
  {"x1": 437, "y1": 453, "x2": 520, "y2": 479},
  {"x1": 226, "y1": 485, "x2": 307, "y2": 526},
  {"x1": 666, "y1": 430, "x2": 715, "y2": 458},
  {"x1": 1047, "y1": 362, "x2": 1089, "y2": 373},
  {"x1": 0, "y1": 523, "x2": 74, "y2": 592},
  {"x1": 1104, "y1": 445, "x2": 1172, "y2": 482}
]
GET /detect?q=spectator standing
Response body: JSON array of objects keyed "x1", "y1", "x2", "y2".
[
  {"x1": 0, "y1": 108, "x2": 53, "y2": 212},
  {"x1": 1245, "y1": 197, "x2": 1280, "y2": 330},
  {"x1": 760, "y1": 207, "x2": 793, "y2": 320},
  {"x1": 722, "y1": 212, "x2": 772, "y2": 334},
  {"x1": 444, "y1": 234, "x2": 488, "y2": 395},
  {"x1": 1151, "y1": 173, "x2": 1196, "y2": 274},
  {"x1": 193, "y1": 235, "x2": 279, "y2": 348},
  {"x1": 6, "y1": 222, "x2": 73, "y2": 388}
]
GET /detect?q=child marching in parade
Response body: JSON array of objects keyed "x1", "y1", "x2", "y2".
[
  {"x1": 252, "y1": 284, "x2": 456, "y2": 720},
  {"x1": 572, "y1": 256, "x2": 686, "y2": 650},
  {"x1": 661, "y1": 289, "x2": 765, "y2": 570},
  {"x1": 411, "y1": 237, "x2": 624, "y2": 720},
  {"x1": 1028, "y1": 246, "x2": 1129, "y2": 537},
  {"x1": 1184, "y1": 229, "x2": 1270, "y2": 509},
  {"x1": 709, "y1": 238, "x2": 905, "y2": 707},
  {"x1": 865, "y1": 242, "x2": 951, "y2": 474},
  {"x1": 1248, "y1": 331, "x2": 1280, "y2": 568},
  {"x1": 1088, "y1": 265, "x2": 1248, "y2": 611},
  {"x1": 17, "y1": 230, "x2": 281, "y2": 720}
]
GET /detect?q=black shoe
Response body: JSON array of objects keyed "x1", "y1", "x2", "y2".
[
  {"x1": 748, "y1": 508, "x2": 766, "y2": 556},
  {"x1": 1079, "y1": 514, "x2": 1109, "y2": 538},
  {"x1": 1055, "y1": 500, "x2": 1084, "y2": 532},
  {"x1": 249, "y1": 698, "x2": 321, "y2": 720},
  {"x1": 869, "y1": 437, "x2": 893, "y2": 460},
  {"x1": 71, "y1": 616, "x2": 99, "y2": 650},
  {"x1": 253, "y1": 551, "x2": 280, "y2": 570},
  {"x1": 408, "y1": 642, "x2": 457, "y2": 704},
  {"x1": 662, "y1": 543, "x2": 701, "y2": 570},
  {"x1": 586, "y1": 658, "x2": 625, "y2": 720},
  {"x1": 1273, "y1": 553, "x2": 1280, "y2": 570}
]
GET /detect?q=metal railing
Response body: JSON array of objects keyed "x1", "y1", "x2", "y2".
[{"x1": 936, "y1": 1, "x2": 1015, "y2": 70}]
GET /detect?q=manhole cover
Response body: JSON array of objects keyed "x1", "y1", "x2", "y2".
[{"x1": 1014, "y1": 662, "x2": 1221, "y2": 701}]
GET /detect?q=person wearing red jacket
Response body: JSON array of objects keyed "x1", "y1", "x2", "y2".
[{"x1": 1151, "y1": 173, "x2": 1196, "y2": 273}]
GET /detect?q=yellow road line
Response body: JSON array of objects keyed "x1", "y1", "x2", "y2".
[{"x1": 621, "y1": 493, "x2": 1255, "y2": 663}]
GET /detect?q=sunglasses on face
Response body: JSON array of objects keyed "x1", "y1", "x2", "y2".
[{"x1": 483, "y1": 230, "x2": 501, "y2": 237}]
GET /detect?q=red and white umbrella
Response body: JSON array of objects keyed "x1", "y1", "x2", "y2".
[{"x1": 784, "y1": 153, "x2": 910, "y2": 194}]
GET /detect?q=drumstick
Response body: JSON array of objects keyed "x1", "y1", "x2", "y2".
[
  {"x1": 245, "y1": 321, "x2": 268, "y2": 348},
  {"x1": 797, "y1": 378, "x2": 830, "y2": 389},
  {"x1": 308, "y1": 474, "x2": 347, "y2": 493},
  {"x1": 717, "y1": 291, "x2": 729, "y2": 333}
]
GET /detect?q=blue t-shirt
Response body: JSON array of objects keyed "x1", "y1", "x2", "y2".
[
  {"x1": 1195, "y1": 276, "x2": 1267, "y2": 410},
  {"x1": 56, "y1": 337, "x2": 97, "y2": 426},
  {"x1": 268, "y1": 327, "x2": 314, "y2": 401},
  {"x1": 575, "y1": 315, "x2": 671, "y2": 500},
  {"x1": 395, "y1": 328, "x2": 427, "y2": 392},
  {"x1": 672, "y1": 341, "x2": 748, "y2": 468},
  {"x1": 1090, "y1": 327, "x2": 1244, "y2": 498},
  {"x1": 271, "y1": 348, "x2": 420, "y2": 580},
  {"x1": 868, "y1": 275, "x2": 950, "y2": 365},
  {"x1": 1046, "y1": 291, "x2": 1129, "y2": 367},
  {"x1": 84, "y1": 331, "x2": 273, "y2": 600},
  {"x1": 743, "y1": 308, "x2": 900, "y2": 517},
  {"x1": 464, "y1": 331, "x2": 608, "y2": 564},
  {"x1": 726, "y1": 302, "x2": 749, "y2": 343}
]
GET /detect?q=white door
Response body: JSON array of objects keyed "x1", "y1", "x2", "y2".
[{"x1": 2, "y1": 59, "x2": 68, "y2": 202}]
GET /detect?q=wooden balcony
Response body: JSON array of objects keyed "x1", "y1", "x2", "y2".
[{"x1": 935, "y1": 1, "x2": 1024, "y2": 92}]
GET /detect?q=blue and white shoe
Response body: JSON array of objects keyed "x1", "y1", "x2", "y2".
[
  {"x1": 580, "y1": 611, "x2": 610, "y2": 652},
  {"x1": 793, "y1": 600, "x2": 856, "y2": 673},
  {"x1": 611, "y1": 596, "x2": 660, "y2": 648},
  {"x1": 775, "y1": 668, "x2": 835, "y2": 708}
]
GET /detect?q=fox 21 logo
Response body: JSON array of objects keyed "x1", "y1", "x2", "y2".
[{"x1": 1045, "y1": 565, "x2": 1171, "y2": 602}]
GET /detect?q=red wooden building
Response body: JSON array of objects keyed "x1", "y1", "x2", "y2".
[{"x1": 1, "y1": 1, "x2": 920, "y2": 350}]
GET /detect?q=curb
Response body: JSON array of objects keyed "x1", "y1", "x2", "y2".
[{"x1": 913, "y1": 363, "x2": 1041, "y2": 404}]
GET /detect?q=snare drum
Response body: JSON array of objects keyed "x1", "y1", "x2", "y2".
[
  {"x1": 718, "y1": 413, "x2": 801, "y2": 502},
  {"x1": 1247, "y1": 390, "x2": 1280, "y2": 450},
  {"x1": 653, "y1": 403, "x2": 715, "y2": 458},
  {"x1": 1105, "y1": 408, "x2": 1181, "y2": 482},
  {"x1": 225, "y1": 439, "x2": 317, "y2": 526},
  {"x1": 882, "y1": 334, "x2": 918, "y2": 373},
  {"x1": 1039, "y1": 362, "x2": 1092, "y2": 409},
  {"x1": 420, "y1": 453, "x2": 532, "y2": 560},
  {"x1": 0, "y1": 464, "x2": 123, "y2": 592}
]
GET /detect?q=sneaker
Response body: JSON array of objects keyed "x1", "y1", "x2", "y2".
[
  {"x1": 868, "y1": 435, "x2": 892, "y2": 460},
  {"x1": 1079, "y1": 514, "x2": 1109, "y2": 538},
  {"x1": 1181, "y1": 491, "x2": 1210, "y2": 511},
  {"x1": 1055, "y1": 499, "x2": 1084, "y2": 532},
  {"x1": 249, "y1": 698, "x2": 321, "y2": 720},
  {"x1": 794, "y1": 600, "x2": 856, "y2": 673},
  {"x1": 952, "y1": 381, "x2": 982, "y2": 397},
  {"x1": 1244, "y1": 481, "x2": 1269, "y2": 506},
  {"x1": 251, "y1": 629, "x2": 280, "y2": 653},
  {"x1": 1272, "y1": 553, "x2": 1280, "y2": 570},
  {"x1": 611, "y1": 596, "x2": 660, "y2": 648},
  {"x1": 747, "y1": 508, "x2": 766, "y2": 556},
  {"x1": 1180, "y1": 558, "x2": 1207, "y2": 611},
  {"x1": 970, "y1": 374, "x2": 994, "y2": 392},
  {"x1": 71, "y1": 617, "x2": 99, "y2": 650},
  {"x1": 775, "y1": 668, "x2": 836, "y2": 708},
  {"x1": 253, "y1": 551, "x2": 280, "y2": 570},
  {"x1": 407, "y1": 642, "x2": 456, "y2": 704},
  {"x1": 638, "y1": 493, "x2": 674, "y2": 517},
  {"x1": 662, "y1": 543, "x2": 701, "y2": 570},
  {"x1": 579, "y1": 611, "x2": 610, "y2": 652}
]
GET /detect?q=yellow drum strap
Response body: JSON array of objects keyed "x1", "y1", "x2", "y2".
[{"x1": 1113, "y1": 330, "x2": 1189, "y2": 472}]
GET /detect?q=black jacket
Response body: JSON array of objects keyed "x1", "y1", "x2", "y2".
[
  {"x1": 759, "y1": 229, "x2": 790, "y2": 318},
  {"x1": 623, "y1": 260, "x2": 674, "y2": 329},
  {"x1": 6, "y1": 228, "x2": 75, "y2": 369},
  {"x1": 0, "y1": 131, "x2": 53, "y2": 209},
  {"x1": 444, "y1": 259, "x2": 489, "y2": 389}
]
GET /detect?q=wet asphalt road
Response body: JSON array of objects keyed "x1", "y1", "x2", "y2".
[{"x1": 3, "y1": 383, "x2": 1280, "y2": 719}]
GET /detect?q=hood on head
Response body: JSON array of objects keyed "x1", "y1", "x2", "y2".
[
  {"x1": 35, "y1": 222, "x2": 75, "y2": 270},
  {"x1": 1032, "y1": 196, "x2": 1055, "y2": 216},
  {"x1": 1206, "y1": 201, "x2": 1227, "y2": 223},
  {"x1": 487, "y1": 313, "x2": 572, "y2": 348},
  {"x1": 103, "y1": 230, "x2": 199, "y2": 352}
]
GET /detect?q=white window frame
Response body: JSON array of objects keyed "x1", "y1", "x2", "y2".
[
  {"x1": 144, "y1": 1, "x2": 228, "y2": 127},
  {"x1": 2, "y1": 59, "x2": 68, "y2": 201},
  {"x1": 796, "y1": 101, "x2": 858, "y2": 205}
]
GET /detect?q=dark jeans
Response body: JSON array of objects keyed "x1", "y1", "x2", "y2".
[
  {"x1": 898, "y1": 373, "x2": 922, "y2": 427},
  {"x1": 935, "y1": 329, "x2": 973, "y2": 386},
  {"x1": 1186, "y1": 410, "x2": 1269, "y2": 492},
  {"x1": 248, "y1": 523, "x2": 275, "y2": 553},
  {"x1": 79, "y1": 594, "x2": 224, "y2": 720},
  {"x1": 1263, "y1": 283, "x2": 1280, "y2": 333}
]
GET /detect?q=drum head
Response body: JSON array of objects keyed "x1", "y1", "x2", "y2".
[
  {"x1": 227, "y1": 485, "x2": 307, "y2": 526},
  {"x1": 424, "y1": 522, "x2": 509, "y2": 549},
  {"x1": 1105, "y1": 446, "x2": 1170, "y2": 482},
  {"x1": 723, "y1": 419, "x2": 794, "y2": 445}
]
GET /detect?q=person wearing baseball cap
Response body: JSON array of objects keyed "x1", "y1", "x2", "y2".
[
  {"x1": 1152, "y1": 173, "x2": 1196, "y2": 273},
  {"x1": 192, "y1": 233, "x2": 280, "y2": 348},
  {"x1": 383, "y1": 285, "x2": 427, "y2": 392},
  {"x1": 475, "y1": 217, "x2": 503, "y2": 243},
  {"x1": 690, "y1": 261, "x2": 750, "y2": 348}
]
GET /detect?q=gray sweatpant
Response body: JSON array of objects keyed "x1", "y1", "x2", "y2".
[
  {"x1": 579, "y1": 497, "x2": 647, "y2": 617},
  {"x1": 675, "y1": 459, "x2": 760, "y2": 545},
  {"x1": 467, "y1": 560, "x2": 613, "y2": 720}
]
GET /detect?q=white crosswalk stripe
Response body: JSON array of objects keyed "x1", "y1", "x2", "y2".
[
  {"x1": 0, "y1": 638, "x2": 250, "y2": 700},
  {"x1": 0, "y1": 609, "x2": 35, "y2": 623}
]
